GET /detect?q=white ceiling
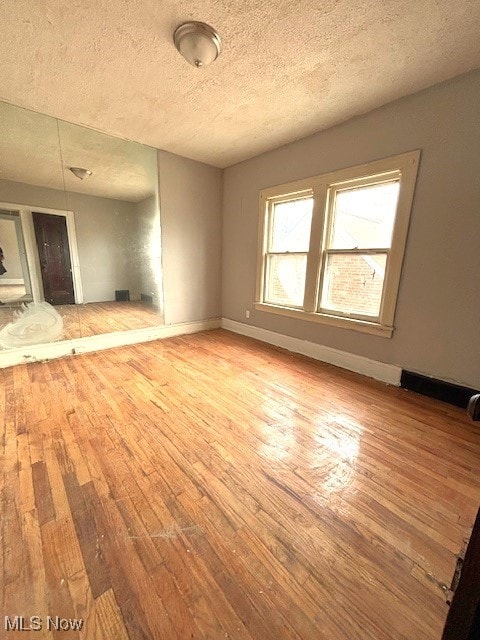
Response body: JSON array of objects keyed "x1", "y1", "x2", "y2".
[{"x1": 0, "y1": 0, "x2": 479, "y2": 168}]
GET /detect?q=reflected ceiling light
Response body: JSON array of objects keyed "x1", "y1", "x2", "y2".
[
  {"x1": 174, "y1": 21, "x2": 221, "y2": 68},
  {"x1": 69, "y1": 167, "x2": 92, "y2": 180}
]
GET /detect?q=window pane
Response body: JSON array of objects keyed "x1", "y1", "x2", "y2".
[
  {"x1": 265, "y1": 254, "x2": 307, "y2": 307},
  {"x1": 320, "y1": 253, "x2": 387, "y2": 318},
  {"x1": 331, "y1": 181, "x2": 400, "y2": 249},
  {"x1": 270, "y1": 198, "x2": 313, "y2": 252}
]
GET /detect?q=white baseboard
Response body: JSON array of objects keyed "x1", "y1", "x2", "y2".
[
  {"x1": 221, "y1": 318, "x2": 401, "y2": 385},
  {"x1": 0, "y1": 317, "x2": 221, "y2": 369},
  {"x1": 0, "y1": 315, "x2": 401, "y2": 385},
  {"x1": 0, "y1": 278, "x2": 24, "y2": 285}
]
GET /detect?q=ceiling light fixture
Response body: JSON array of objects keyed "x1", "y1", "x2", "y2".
[
  {"x1": 174, "y1": 21, "x2": 221, "y2": 68},
  {"x1": 69, "y1": 167, "x2": 92, "y2": 180}
]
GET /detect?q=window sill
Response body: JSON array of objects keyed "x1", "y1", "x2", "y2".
[{"x1": 254, "y1": 303, "x2": 394, "y2": 338}]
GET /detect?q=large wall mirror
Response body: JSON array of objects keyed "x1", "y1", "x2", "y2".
[{"x1": 0, "y1": 101, "x2": 163, "y2": 352}]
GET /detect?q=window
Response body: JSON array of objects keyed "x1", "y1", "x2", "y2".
[
  {"x1": 264, "y1": 196, "x2": 313, "y2": 307},
  {"x1": 255, "y1": 151, "x2": 420, "y2": 337}
]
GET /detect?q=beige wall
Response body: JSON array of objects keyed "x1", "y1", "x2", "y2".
[
  {"x1": 158, "y1": 150, "x2": 222, "y2": 325},
  {"x1": 0, "y1": 178, "x2": 143, "y2": 303},
  {"x1": 222, "y1": 69, "x2": 480, "y2": 388},
  {"x1": 0, "y1": 218, "x2": 24, "y2": 280}
]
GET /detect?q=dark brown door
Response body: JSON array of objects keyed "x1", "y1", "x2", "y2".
[
  {"x1": 442, "y1": 506, "x2": 480, "y2": 640},
  {"x1": 33, "y1": 212, "x2": 75, "y2": 305}
]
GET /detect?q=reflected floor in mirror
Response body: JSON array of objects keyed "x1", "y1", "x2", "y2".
[{"x1": 0, "y1": 300, "x2": 163, "y2": 340}]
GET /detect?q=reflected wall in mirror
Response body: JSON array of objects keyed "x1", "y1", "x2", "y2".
[
  {"x1": 0, "y1": 210, "x2": 32, "y2": 304},
  {"x1": 0, "y1": 100, "x2": 163, "y2": 351}
]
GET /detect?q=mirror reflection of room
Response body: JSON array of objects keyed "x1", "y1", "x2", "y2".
[
  {"x1": 0, "y1": 100, "x2": 163, "y2": 349},
  {"x1": 0, "y1": 209, "x2": 33, "y2": 306},
  {"x1": 0, "y1": 210, "x2": 32, "y2": 306}
]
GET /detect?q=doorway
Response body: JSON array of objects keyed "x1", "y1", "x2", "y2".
[
  {"x1": 0, "y1": 209, "x2": 33, "y2": 306},
  {"x1": 33, "y1": 212, "x2": 75, "y2": 305}
]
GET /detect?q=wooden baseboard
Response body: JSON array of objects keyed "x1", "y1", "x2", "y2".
[{"x1": 0, "y1": 278, "x2": 25, "y2": 285}]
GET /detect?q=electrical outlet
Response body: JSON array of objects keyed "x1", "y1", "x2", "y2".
[
  {"x1": 72, "y1": 345, "x2": 86, "y2": 354},
  {"x1": 245, "y1": 310, "x2": 250, "y2": 319}
]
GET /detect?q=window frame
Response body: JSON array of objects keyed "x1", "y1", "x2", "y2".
[
  {"x1": 255, "y1": 150, "x2": 421, "y2": 338},
  {"x1": 262, "y1": 191, "x2": 313, "y2": 309}
]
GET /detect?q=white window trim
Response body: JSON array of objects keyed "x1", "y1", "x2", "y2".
[
  {"x1": 262, "y1": 191, "x2": 313, "y2": 308},
  {"x1": 255, "y1": 150, "x2": 421, "y2": 338}
]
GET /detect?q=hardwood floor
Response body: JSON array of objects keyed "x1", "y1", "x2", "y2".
[
  {"x1": 58, "y1": 301, "x2": 163, "y2": 338},
  {"x1": 1, "y1": 329, "x2": 480, "y2": 639},
  {"x1": 0, "y1": 301, "x2": 163, "y2": 340}
]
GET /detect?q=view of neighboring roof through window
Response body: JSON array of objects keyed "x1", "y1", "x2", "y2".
[
  {"x1": 320, "y1": 180, "x2": 400, "y2": 320},
  {"x1": 265, "y1": 197, "x2": 313, "y2": 308}
]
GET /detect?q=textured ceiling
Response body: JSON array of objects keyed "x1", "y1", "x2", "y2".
[
  {"x1": 0, "y1": 101, "x2": 157, "y2": 202},
  {"x1": 0, "y1": 0, "x2": 479, "y2": 168}
]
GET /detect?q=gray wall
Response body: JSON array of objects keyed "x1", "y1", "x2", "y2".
[
  {"x1": 0, "y1": 178, "x2": 143, "y2": 303},
  {"x1": 133, "y1": 194, "x2": 163, "y2": 310},
  {"x1": 0, "y1": 218, "x2": 23, "y2": 280},
  {"x1": 222, "y1": 69, "x2": 480, "y2": 388},
  {"x1": 158, "y1": 150, "x2": 222, "y2": 325},
  {"x1": 65, "y1": 190, "x2": 141, "y2": 303}
]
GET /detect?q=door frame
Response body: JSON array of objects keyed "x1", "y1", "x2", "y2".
[
  {"x1": 0, "y1": 210, "x2": 32, "y2": 296},
  {"x1": 0, "y1": 201, "x2": 83, "y2": 304}
]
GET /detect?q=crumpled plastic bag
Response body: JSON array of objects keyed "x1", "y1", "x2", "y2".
[{"x1": 0, "y1": 301, "x2": 64, "y2": 349}]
